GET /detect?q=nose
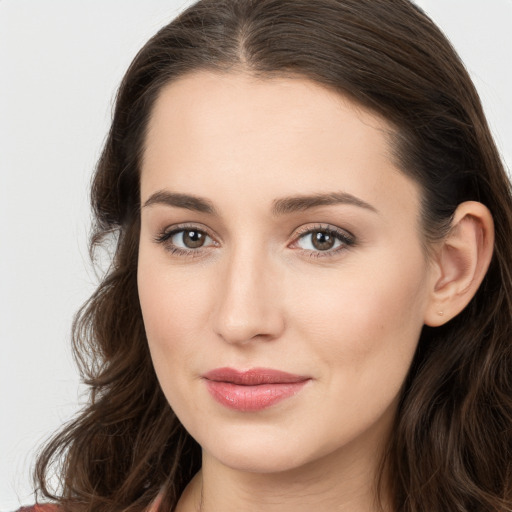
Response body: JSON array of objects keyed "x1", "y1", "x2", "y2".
[{"x1": 212, "y1": 247, "x2": 285, "y2": 345}]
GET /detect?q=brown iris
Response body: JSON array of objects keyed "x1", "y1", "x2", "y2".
[
  {"x1": 182, "y1": 230, "x2": 206, "y2": 248},
  {"x1": 311, "y1": 230, "x2": 336, "y2": 251}
]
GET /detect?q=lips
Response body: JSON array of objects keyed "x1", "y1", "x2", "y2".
[{"x1": 202, "y1": 367, "x2": 310, "y2": 411}]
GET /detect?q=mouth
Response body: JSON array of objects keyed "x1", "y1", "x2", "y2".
[{"x1": 202, "y1": 367, "x2": 311, "y2": 412}]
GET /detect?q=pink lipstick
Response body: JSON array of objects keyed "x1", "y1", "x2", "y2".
[{"x1": 203, "y1": 367, "x2": 310, "y2": 412}]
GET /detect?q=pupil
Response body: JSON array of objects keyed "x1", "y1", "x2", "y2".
[
  {"x1": 184, "y1": 230, "x2": 204, "y2": 248},
  {"x1": 312, "y1": 231, "x2": 335, "y2": 251}
]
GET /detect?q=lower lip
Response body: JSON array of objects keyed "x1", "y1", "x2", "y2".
[{"x1": 204, "y1": 380, "x2": 308, "y2": 412}]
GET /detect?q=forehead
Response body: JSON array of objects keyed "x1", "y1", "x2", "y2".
[
  {"x1": 141, "y1": 70, "x2": 419, "y2": 222},
  {"x1": 143, "y1": 70, "x2": 393, "y2": 161}
]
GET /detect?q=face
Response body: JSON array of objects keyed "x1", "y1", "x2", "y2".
[{"x1": 138, "y1": 71, "x2": 435, "y2": 475}]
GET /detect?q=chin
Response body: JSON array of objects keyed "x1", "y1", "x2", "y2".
[
  {"x1": 197, "y1": 421, "x2": 345, "y2": 476},
  {"x1": 207, "y1": 445, "x2": 309, "y2": 474},
  {"x1": 188, "y1": 421, "x2": 300, "y2": 473}
]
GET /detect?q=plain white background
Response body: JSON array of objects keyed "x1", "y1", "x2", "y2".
[{"x1": 0, "y1": 1, "x2": 510, "y2": 508}]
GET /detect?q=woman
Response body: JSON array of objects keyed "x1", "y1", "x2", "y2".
[{"x1": 27, "y1": 0, "x2": 512, "y2": 511}]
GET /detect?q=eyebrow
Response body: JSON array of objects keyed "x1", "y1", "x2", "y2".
[
  {"x1": 271, "y1": 191, "x2": 377, "y2": 215},
  {"x1": 142, "y1": 190, "x2": 378, "y2": 215},
  {"x1": 143, "y1": 190, "x2": 216, "y2": 214}
]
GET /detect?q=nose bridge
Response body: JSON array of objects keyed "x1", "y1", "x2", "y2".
[{"x1": 213, "y1": 239, "x2": 284, "y2": 345}]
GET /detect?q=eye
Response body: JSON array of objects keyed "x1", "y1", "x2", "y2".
[
  {"x1": 293, "y1": 225, "x2": 355, "y2": 257},
  {"x1": 154, "y1": 225, "x2": 216, "y2": 255},
  {"x1": 171, "y1": 229, "x2": 212, "y2": 249}
]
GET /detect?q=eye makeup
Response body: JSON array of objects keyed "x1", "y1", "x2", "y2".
[
  {"x1": 153, "y1": 222, "x2": 356, "y2": 260},
  {"x1": 291, "y1": 223, "x2": 356, "y2": 259},
  {"x1": 153, "y1": 223, "x2": 217, "y2": 258}
]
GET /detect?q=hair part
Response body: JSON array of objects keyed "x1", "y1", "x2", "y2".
[{"x1": 35, "y1": 1, "x2": 512, "y2": 511}]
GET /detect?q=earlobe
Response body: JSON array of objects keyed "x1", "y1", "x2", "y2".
[{"x1": 424, "y1": 201, "x2": 494, "y2": 327}]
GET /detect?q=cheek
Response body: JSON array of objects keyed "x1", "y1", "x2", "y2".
[
  {"x1": 288, "y1": 251, "x2": 429, "y2": 375},
  {"x1": 137, "y1": 259, "x2": 215, "y2": 432},
  {"x1": 137, "y1": 252, "x2": 212, "y2": 379}
]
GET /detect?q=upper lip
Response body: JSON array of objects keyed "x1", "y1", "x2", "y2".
[{"x1": 203, "y1": 367, "x2": 310, "y2": 385}]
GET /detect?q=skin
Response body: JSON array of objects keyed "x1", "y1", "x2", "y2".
[{"x1": 137, "y1": 71, "x2": 480, "y2": 511}]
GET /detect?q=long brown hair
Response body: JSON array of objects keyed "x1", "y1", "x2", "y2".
[{"x1": 35, "y1": 1, "x2": 512, "y2": 510}]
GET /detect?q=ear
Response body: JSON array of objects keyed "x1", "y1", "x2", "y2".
[{"x1": 424, "y1": 201, "x2": 494, "y2": 327}]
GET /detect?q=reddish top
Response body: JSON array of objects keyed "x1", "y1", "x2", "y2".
[
  {"x1": 15, "y1": 495, "x2": 161, "y2": 512},
  {"x1": 16, "y1": 506, "x2": 58, "y2": 512}
]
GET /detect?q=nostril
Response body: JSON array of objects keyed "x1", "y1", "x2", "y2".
[{"x1": 213, "y1": 307, "x2": 285, "y2": 346}]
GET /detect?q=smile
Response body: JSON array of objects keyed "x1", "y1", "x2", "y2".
[{"x1": 202, "y1": 367, "x2": 310, "y2": 412}]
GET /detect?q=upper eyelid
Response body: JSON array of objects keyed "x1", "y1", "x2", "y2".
[
  {"x1": 160, "y1": 223, "x2": 218, "y2": 240},
  {"x1": 293, "y1": 223, "x2": 354, "y2": 238},
  {"x1": 157, "y1": 222, "x2": 352, "y2": 237}
]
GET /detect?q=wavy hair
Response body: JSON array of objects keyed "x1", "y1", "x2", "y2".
[{"x1": 35, "y1": 1, "x2": 512, "y2": 511}]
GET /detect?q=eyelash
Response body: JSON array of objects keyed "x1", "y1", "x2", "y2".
[{"x1": 154, "y1": 223, "x2": 356, "y2": 259}]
